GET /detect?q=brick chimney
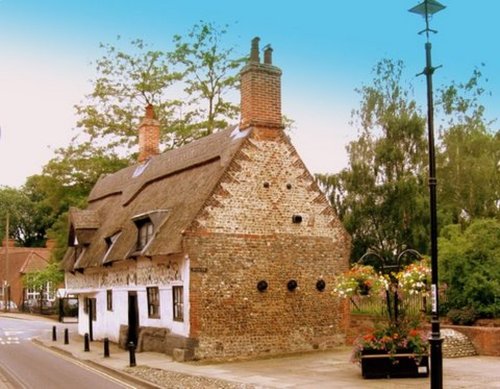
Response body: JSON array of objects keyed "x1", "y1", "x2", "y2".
[
  {"x1": 240, "y1": 37, "x2": 283, "y2": 132},
  {"x1": 138, "y1": 104, "x2": 160, "y2": 163}
]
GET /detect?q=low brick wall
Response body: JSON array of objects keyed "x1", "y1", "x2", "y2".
[
  {"x1": 442, "y1": 324, "x2": 500, "y2": 357},
  {"x1": 347, "y1": 314, "x2": 500, "y2": 357}
]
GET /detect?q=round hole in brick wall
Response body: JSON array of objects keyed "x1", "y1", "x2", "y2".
[
  {"x1": 316, "y1": 279, "x2": 326, "y2": 292},
  {"x1": 263, "y1": 182, "x2": 270, "y2": 188},
  {"x1": 287, "y1": 279, "x2": 298, "y2": 291},
  {"x1": 257, "y1": 280, "x2": 268, "y2": 292},
  {"x1": 286, "y1": 183, "x2": 292, "y2": 190}
]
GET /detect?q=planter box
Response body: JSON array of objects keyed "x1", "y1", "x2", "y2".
[{"x1": 360, "y1": 350, "x2": 429, "y2": 379}]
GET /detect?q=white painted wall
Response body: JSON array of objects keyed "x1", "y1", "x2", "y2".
[{"x1": 70, "y1": 255, "x2": 190, "y2": 342}]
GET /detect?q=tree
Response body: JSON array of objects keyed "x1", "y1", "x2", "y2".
[
  {"x1": 23, "y1": 261, "x2": 64, "y2": 311},
  {"x1": 74, "y1": 22, "x2": 244, "y2": 156},
  {"x1": 0, "y1": 186, "x2": 52, "y2": 247},
  {"x1": 317, "y1": 59, "x2": 429, "y2": 262},
  {"x1": 437, "y1": 68, "x2": 500, "y2": 223},
  {"x1": 171, "y1": 22, "x2": 245, "y2": 137},
  {"x1": 439, "y1": 219, "x2": 500, "y2": 318},
  {"x1": 18, "y1": 23, "x2": 244, "y2": 261},
  {"x1": 21, "y1": 144, "x2": 129, "y2": 260},
  {"x1": 74, "y1": 38, "x2": 183, "y2": 154}
]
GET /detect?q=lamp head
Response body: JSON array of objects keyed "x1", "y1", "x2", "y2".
[{"x1": 409, "y1": 0, "x2": 446, "y2": 17}]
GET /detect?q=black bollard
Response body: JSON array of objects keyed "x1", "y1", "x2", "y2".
[
  {"x1": 128, "y1": 341, "x2": 136, "y2": 367},
  {"x1": 52, "y1": 326, "x2": 57, "y2": 341},
  {"x1": 64, "y1": 328, "x2": 69, "y2": 345},
  {"x1": 84, "y1": 333, "x2": 90, "y2": 352},
  {"x1": 58, "y1": 299, "x2": 63, "y2": 323},
  {"x1": 104, "y1": 337, "x2": 110, "y2": 358}
]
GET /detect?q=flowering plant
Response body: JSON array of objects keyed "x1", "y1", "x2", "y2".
[
  {"x1": 351, "y1": 321, "x2": 429, "y2": 363},
  {"x1": 334, "y1": 258, "x2": 432, "y2": 367},
  {"x1": 333, "y1": 264, "x2": 386, "y2": 298},
  {"x1": 397, "y1": 260, "x2": 431, "y2": 296}
]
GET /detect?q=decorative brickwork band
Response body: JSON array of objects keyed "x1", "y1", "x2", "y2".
[
  {"x1": 240, "y1": 37, "x2": 284, "y2": 131},
  {"x1": 138, "y1": 104, "x2": 161, "y2": 163}
]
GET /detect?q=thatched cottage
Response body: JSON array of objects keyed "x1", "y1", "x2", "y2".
[{"x1": 62, "y1": 38, "x2": 351, "y2": 361}]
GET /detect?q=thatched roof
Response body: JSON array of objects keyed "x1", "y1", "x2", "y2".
[{"x1": 63, "y1": 125, "x2": 251, "y2": 271}]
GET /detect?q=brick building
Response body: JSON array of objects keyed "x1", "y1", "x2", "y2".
[
  {"x1": 62, "y1": 38, "x2": 351, "y2": 361},
  {"x1": 0, "y1": 238, "x2": 55, "y2": 309}
]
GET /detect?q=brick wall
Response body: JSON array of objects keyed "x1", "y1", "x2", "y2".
[
  {"x1": 186, "y1": 233, "x2": 349, "y2": 360},
  {"x1": 185, "y1": 131, "x2": 351, "y2": 360},
  {"x1": 347, "y1": 314, "x2": 500, "y2": 357},
  {"x1": 442, "y1": 325, "x2": 500, "y2": 356}
]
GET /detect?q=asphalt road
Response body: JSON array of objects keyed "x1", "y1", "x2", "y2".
[{"x1": 0, "y1": 316, "x2": 133, "y2": 389}]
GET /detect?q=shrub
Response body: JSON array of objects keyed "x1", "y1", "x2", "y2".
[
  {"x1": 447, "y1": 307, "x2": 478, "y2": 326},
  {"x1": 439, "y1": 219, "x2": 500, "y2": 318}
]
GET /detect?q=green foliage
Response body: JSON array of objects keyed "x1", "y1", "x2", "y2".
[
  {"x1": 317, "y1": 59, "x2": 429, "y2": 261},
  {"x1": 437, "y1": 67, "x2": 500, "y2": 222},
  {"x1": 4, "y1": 22, "x2": 245, "y2": 263},
  {"x1": 351, "y1": 321, "x2": 428, "y2": 363},
  {"x1": 74, "y1": 22, "x2": 244, "y2": 154},
  {"x1": 447, "y1": 307, "x2": 478, "y2": 326},
  {"x1": 40, "y1": 142, "x2": 129, "y2": 206},
  {"x1": 74, "y1": 38, "x2": 183, "y2": 152},
  {"x1": 22, "y1": 144, "x2": 128, "y2": 261},
  {"x1": 439, "y1": 219, "x2": 500, "y2": 318},
  {"x1": 171, "y1": 22, "x2": 246, "y2": 137},
  {"x1": 23, "y1": 261, "x2": 64, "y2": 294},
  {"x1": 0, "y1": 186, "x2": 53, "y2": 247}
]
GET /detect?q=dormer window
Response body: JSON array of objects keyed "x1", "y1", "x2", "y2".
[
  {"x1": 105, "y1": 232, "x2": 120, "y2": 250},
  {"x1": 137, "y1": 219, "x2": 154, "y2": 251},
  {"x1": 130, "y1": 210, "x2": 168, "y2": 257},
  {"x1": 102, "y1": 231, "x2": 121, "y2": 265}
]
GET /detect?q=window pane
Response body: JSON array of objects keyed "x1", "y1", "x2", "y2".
[
  {"x1": 107, "y1": 290, "x2": 113, "y2": 311},
  {"x1": 147, "y1": 287, "x2": 160, "y2": 318},
  {"x1": 137, "y1": 221, "x2": 154, "y2": 250},
  {"x1": 173, "y1": 286, "x2": 183, "y2": 322}
]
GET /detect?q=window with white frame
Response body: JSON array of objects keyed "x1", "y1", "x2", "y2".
[{"x1": 24, "y1": 281, "x2": 55, "y2": 302}]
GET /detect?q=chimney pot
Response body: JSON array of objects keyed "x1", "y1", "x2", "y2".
[
  {"x1": 239, "y1": 38, "x2": 283, "y2": 132},
  {"x1": 263, "y1": 45, "x2": 273, "y2": 65},
  {"x1": 250, "y1": 37, "x2": 260, "y2": 63}
]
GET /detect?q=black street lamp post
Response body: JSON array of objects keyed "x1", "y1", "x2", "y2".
[{"x1": 409, "y1": 1, "x2": 445, "y2": 388}]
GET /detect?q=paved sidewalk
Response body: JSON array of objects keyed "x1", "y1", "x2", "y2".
[{"x1": 5, "y1": 313, "x2": 500, "y2": 388}]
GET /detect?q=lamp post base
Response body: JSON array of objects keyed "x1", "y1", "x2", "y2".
[{"x1": 429, "y1": 330, "x2": 444, "y2": 389}]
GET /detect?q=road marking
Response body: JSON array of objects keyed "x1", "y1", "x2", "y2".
[
  {"x1": 4, "y1": 331, "x2": 25, "y2": 336},
  {"x1": 0, "y1": 337, "x2": 20, "y2": 345}
]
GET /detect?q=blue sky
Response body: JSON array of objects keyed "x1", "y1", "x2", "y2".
[{"x1": 0, "y1": 0, "x2": 498, "y2": 187}]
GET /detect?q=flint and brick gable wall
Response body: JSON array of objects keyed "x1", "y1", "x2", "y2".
[{"x1": 185, "y1": 131, "x2": 351, "y2": 360}]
